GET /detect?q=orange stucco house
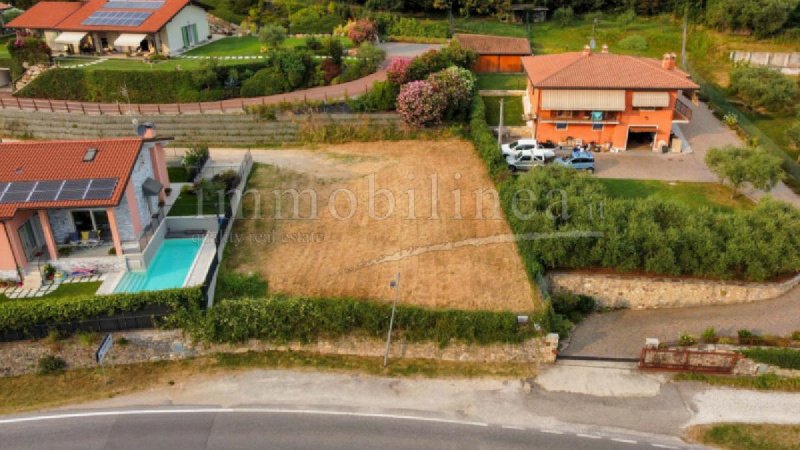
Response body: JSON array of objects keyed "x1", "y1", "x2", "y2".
[
  {"x1": 454, "y1": 33, "x2": 531, "y2": 73},
  {"x1": 521, "y1": 46, "x2": 699, "y2": 151},
  {"x1": 0, "y1": 130, "x2": 171, "y2": 284}
]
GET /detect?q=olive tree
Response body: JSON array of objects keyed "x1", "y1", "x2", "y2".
[
  {"x1": 705, "y1": 145, "x2": 783, "y2": 198},
  {"x1": 258, "y1": 24, "x2": 287, "y2": 50}
]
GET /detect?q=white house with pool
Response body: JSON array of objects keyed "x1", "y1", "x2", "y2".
[{"x1": 0, "y1": 127, "x2": 218, "y2": 296}]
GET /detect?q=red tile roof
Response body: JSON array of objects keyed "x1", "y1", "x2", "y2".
[
  {"x1": 8, "y1": 0, "x2": 201, "y2": 33},
  {"x1": 0, "y1": 138, "x2": 144, "y2": 219},
  {"x1": 521, "y1": 52, "x2": 699, "y2": 90},
  {"x1": 6, "y1": 1, "x2": 82, "y2": 30},
  {"x1": 454, "y1": 33, "x2": 531, "y2": 55}
]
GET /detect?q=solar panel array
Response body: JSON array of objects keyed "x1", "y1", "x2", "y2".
[
  {"x1": 105, "y1": 0, "x2": 165, "y2": 9},
  {"x1": 82, "y1": 10, "x2": 152, "y2": 26},
  {"x1": 0, "y1": 178, "x2": 118, "y2": 204}
]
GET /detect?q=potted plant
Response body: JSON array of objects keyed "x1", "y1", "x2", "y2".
[{"x1": 42, "y1": 263, "x2": 56, "y2": 281}]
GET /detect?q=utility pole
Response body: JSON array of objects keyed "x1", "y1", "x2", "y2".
[
  {"x1": 383, "y1": 273, "x2": 400, "y2": 368},
  {"x1": 681, "y1": 4, "x2": 688, "y2": 68},
  {"x1": 497, "y1": 98, "x2": 504, "y2": 148}
]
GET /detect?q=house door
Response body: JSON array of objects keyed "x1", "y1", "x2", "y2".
[
  {"x1": 72, "y1": 210, "x2": 111, "y2": 241},
  {"x1": 18, "y1": 217, "x2": 44, "y2": 262}
]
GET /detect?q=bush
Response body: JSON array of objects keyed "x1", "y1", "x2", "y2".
[
  {"x1": 705, "y1": 145, "x2": 783, "y2": 197},
  {"x1": 396, "y1": 80, "x2": 446, "y2": 127},
  {"x1": 182, "y1": 144, "x2": 209, "y2": 176},
  {"x1": 729, "y1": 64, "x2": 800, "y2": 113},
  {"x1": 706, "y1": 0, "x2": 796, "y2": 38},
  {"x1": 405, "y1": 42, "x2": 476, "y2": 82},
  {"x1": 738, "y1": 328, "x2": 761, "y2": 344},
  {"x1": 387, "y1": 18, "x2": 448, "y2": 39},
  {"x1": 8, "y1": 37, "x2": 51, "y2": 79},
  {"x1": 723, "y1": 112, "x2": 739, "y2": 127},
  {"x1": 552, "y1": 293, "x2": 595, "y2": 324},
  {"x1": 552, "y1": 6, "x2": 574, "y2": 26},
  {"x1": 347, "y1": 19, "x2": 379, "y2": 45},
  {"x1": 216, "y1": 271, "x2": 268, "y2": 299},
  {"x1": 183, "y1": 295, "x2": 537, "y2": 347},
  {"x1": 240, "y1": 67, "x2": 289, "y2": 97},
  {"x1": 356, "y1": 42, "x2": 386, "y2": 71},
  {"x1": 427, "y1": 65, "x2": 476, "y2": 121},
  {"x1": 319, "y1": 58, "x2": 341, "y2": 84},
  {"x1": 289, "y1": 6, "x2": 343, "y2": 34},
  {"x1": 702, "y1": 327, "x2": 719, "y2": 343},
  {"x1": 323, "y1": 37, "x2": 344, "y2": 66},
  {"x1": 387, "y1": 57, "x2": 411, "y2": 85},
  {"x1": 0, "y1": 288, "x2": 203, "y2": 336},
  {"x1": 37, "y1": 355, "x2": 67, "y2": 375},
  {"x1": 618, "y1": 35, "x2": 648, "y2": 51},
  {"x1": 349, "y1": 80, "x2": 398, "y2": 112},
  {"x1": 742, "y1": 348, "x2": 800, "y2": 370},
  {"x1": 678, "y1": 332, "x2": 697, "y2": 346},
  {"x1": 211, "y1": 169, "x2": 241, "y2": 191},
  {"x1": 258, "y1": 24, "x2": 287, "y2": 49}
]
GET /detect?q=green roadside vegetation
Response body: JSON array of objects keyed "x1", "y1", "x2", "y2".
[
  {"x1": 741, "y1": 348, "x2": 800, "y2": 370},
  {"x1": 675, "y1": 372, "x2": 800, "y2": 392},
  {"x1": 0, "y1": 282, "x2": 101, "y2": 303},
  {"x1": 599, "y1": 179, "x2": 754, "y2": 212},
  {"x1": 483, "y1": 96, "x2": 524, "y2": 126},
  {"x1": 688, "y1": 423, "x2": 800, "y2": 450},
  {"x1": 0, "y1": 351, "x2": 534, "y2": 415}
]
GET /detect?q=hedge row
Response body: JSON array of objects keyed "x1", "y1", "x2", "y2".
[
  {"x1": 183, "y1": 296, "x2": 536, "y2": 347},
  {"x1": 0, "y1": 287, "x2": 203, "y2": 333}
]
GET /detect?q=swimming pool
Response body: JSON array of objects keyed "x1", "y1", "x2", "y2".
[{"x1": 113, "y1": 238, "x2": 202, "y2": 293}]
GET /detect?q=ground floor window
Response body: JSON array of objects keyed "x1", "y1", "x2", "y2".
[
  {"x1": 71, "y1": 210, "x2": 111, "y2": 240},
  {"x1": 555, "y1": 122, "x2": 568, "y2": 130},
  {"x1": 592, "y1": 123, "x2": 604, "y2": 131}
]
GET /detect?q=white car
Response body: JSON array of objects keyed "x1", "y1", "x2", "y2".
[{"x1": 500, "y1": 139, "x2": 556, "y2": 159}]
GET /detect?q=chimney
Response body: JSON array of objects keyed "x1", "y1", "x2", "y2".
[
  {"x1": 137, "y1": 122, "x2": 156, "y2": 138},
  {"x1": 601, "y1": 44, "x2": 609, "y2": 54},
  {"x1": 582, "y1": 44, "x2": 591, "y2": 56},
  {"x1": 662, "y1": 53, "x2": 675, "y2": 70}
]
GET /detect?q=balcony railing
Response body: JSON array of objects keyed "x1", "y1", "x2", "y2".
[{"x1": 674, "y1": 98, "x2": 693, "y2": 122}]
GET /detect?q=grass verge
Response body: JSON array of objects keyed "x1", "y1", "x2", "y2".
[
  {"x1": 741, "y1": 348, "x2": 800, "y2": 370},
  {"x1": 0, "y1": 350, "x2": 534, "y2": 415},
  {"x1": 476, "y1": 73, "x2": 527, "y2": 91},
  {"x1": 675, "y1": 372, "x2": 800, "y2": 392},
  {"x1": 482, "y1": 96, "x2": 524, "y2": 126},
  {"x1": 599, "y1": 179, "x2": 754, "y2": 212},
  {"x1": 686, "y1": 423, "x2": 800, "y2": 450},
  {"x1": 0, "y1": 282, "x2": 101, "y2": 303}
]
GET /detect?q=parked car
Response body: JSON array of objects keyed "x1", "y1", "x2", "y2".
[
  {"x1": 501, "y1": 139, "x2": 556, "y2": 159},
  {"x1": 507, "y1": 153, "x2": 546, "y2": 173},
  {"x1": 554, "y1": 151, "x2": 596, "y2": 173}
]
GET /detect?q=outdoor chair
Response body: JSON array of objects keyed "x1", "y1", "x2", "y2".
[{"x1": 77, "y1": 230, "x2": 102, "y2": 247}]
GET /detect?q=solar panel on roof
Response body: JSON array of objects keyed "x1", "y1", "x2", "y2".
[
  {"x1": 105, "y1": 0, "x2": 164, "y2": 9},
  {"x1": 0, "y1": 178, "x2": 118, "y2": 204},
  {"x1": 81, "y1": 10, "x2": 152, "y2": 27}
]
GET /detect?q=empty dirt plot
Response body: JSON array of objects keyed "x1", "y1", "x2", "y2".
[{"x1": 224, "y1": 139, "x2": 539, "y2": 312}]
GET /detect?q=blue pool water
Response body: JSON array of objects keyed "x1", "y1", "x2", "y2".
[{"x1": 113, "y1": 238, "x2": 202, "y2": 293}]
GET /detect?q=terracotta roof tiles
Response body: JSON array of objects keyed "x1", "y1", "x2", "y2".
[
  {"x1": 454, "y1": 33, "x2": 531, "y2": 55},
  {"x1": 0, "y1": 138, "x2": 144, "y2": 219},
  {"x1": 521, "y1": 52, "x2": 699, "y2": 90}
]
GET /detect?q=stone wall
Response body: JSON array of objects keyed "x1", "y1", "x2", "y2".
[
  {"x1": 0, "y1": 329, "x2": 559, "y2": 377},
  {"x1": 548, "y1": 271, "x2": 800, "y2": 310}
]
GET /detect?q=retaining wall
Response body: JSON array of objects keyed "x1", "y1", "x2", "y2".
[
  {"x1": 0, "y1": 110, "x2": 402, "y2": 146},
  {"x1": 549, "y1": 271, "x2": 800, "y2": 310}
]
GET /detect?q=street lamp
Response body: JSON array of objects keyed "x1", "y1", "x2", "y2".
[{"x1": 383, "y1": 273, "x2": 400, "y2": 368}]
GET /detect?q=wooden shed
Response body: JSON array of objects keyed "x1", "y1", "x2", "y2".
[{"x1": 453, "y1": 33, "x2": 532, "y2": 73}]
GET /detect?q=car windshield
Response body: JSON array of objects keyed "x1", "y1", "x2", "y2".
[{"x1": 509, "y1": 141, "x2": 519, "y2": 149}]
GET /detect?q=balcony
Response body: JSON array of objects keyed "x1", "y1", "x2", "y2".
[
  {"x1": 673, "y1": 98, "x2": 693, "y2": 123},
  {"x1": 537, "y1": 110, "x2": 620, "y2": 124}
]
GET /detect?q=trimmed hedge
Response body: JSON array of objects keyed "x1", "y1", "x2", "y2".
[
  {"x1": 184, "y1": 295, "x2": 536, "y2": 347},
  {"x1": 0, "y1": 287, "x2": 203, "y2": 334}
]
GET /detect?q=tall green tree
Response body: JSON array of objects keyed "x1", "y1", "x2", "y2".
[{"x1": 705, "y1": 145, "x2": 784, "y2": 198}]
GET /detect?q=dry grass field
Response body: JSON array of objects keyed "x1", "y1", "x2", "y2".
[{"x1": 224, "y1": 139, "x2": 540, "y2": 312}]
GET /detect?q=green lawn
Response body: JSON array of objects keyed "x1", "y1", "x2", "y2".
[
  {"x1": 483, "y1": 96, "x2": 524, "y2": 126},
  {"x1": 79, "y1": 57, "x2": 251, "y2": 71},
  {"x1": 691, "y1": 423, "x2": 800, "y2": 450},
  {"x1": 182, "y1": 36, "x2": 352, "y2": 57},
  {"x1": 476, "y1": 73, "x2": 527, "y2": 90},
  {"x1": 0, "y1": 281, "x2": 101, "y2": 302},
  {"x1": 168, "y1": 166, "x2": 192, "y2": 183},
  {"x1": 0, "y1": 35, "x2": 13, "y2": 59},
  {"x1": 168, "y1": 191, "x2": 223, "y2": 216},
  {"x1": 599, "y1": 179, "x2": 754, "y2": 212}
]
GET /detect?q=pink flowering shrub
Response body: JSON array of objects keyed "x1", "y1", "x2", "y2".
[
  {"x1": 427, "y1": 66, "x2": 476, "y2": 121},
  {"x1": 396, "y1": 80, "x2": 446, "y2": 127},
  {"x1": 386, "y1": 57, "x2": 411, "y2": 85},
  {"x1": 347, "y1": 19, "x2": 379, "y2": 46}
]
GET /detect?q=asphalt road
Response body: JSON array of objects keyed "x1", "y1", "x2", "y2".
[{"x1": 0, "y1": 408, "x2": 691, "y2": 450}]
